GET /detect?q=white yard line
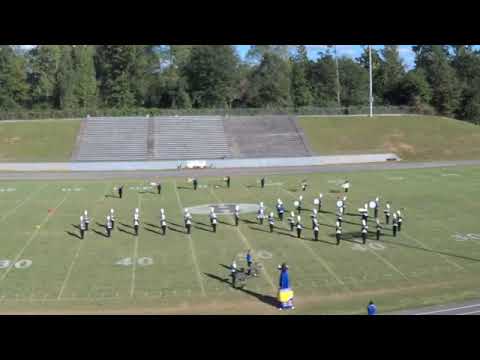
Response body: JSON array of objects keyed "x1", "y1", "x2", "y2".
[
  {"x1": 173, "y1": 180, "x2": 206, "y2": 297},
  {"x1": 57, "y1": 182, "x2": 111, "y2": 300},
  {"x1": 209, "y1": 187, "x2": 277, "y2": 292},
  {"x1": 401, "y1": 231, "x2": 465, "y2": 271},
  {"x1": 279, "y1": 187, "x2": 348, "y2": 289},
  {"x1": 0, "y1": 193, "x2": 69, "y2": 282},
  {"x1": 0, "y1": 183, "x2": 49, "y2": 223},
  {"x1": 130, "y1": 189, "x2": 143, "y2": 298},
  {"x1": 365, "y1": 248, "x2": 409, "y2": 280}
]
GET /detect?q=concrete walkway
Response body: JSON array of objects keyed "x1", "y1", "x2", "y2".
[{"x1": 0, "y1": 154, "x2": 399, "y2": 172}]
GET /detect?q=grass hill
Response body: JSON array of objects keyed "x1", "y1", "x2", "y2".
[
  {"x1": 0, "y1": 119, "x2": 81, "y2": 162},
  {"x1": 298, "y1": 116, "x2": 480, "y2": 161}
]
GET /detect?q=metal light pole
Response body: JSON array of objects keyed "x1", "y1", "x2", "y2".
[
  {"x1": 334, "y1": 45, "x2": 341, "y2": 107},
  {"x1": 368, "y1": 45, "x2": 373, "y2": 117}
]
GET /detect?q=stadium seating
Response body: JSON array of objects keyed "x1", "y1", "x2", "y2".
[
  {"x1": 151, "y1": 116, "x2": 232, "y2": 160},
  {"x1": 74, "y1": 117, "x2": 149, "y2": 161},
  {"x1": 224, "y1": 115, "x2": 312, "y2": 158}
]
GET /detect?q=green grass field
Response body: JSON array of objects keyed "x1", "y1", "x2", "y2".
[
  {"x1": 0, "y1": 119, "x2": 80, "y2": 162},
  {"x1": 1, "y1": 166, "x2": 480, "y2": 314},
  {"x1": 298, "y1": 116, "x2": 480, "y2": 161}
]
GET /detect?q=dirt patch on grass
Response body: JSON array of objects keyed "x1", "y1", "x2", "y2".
[{"x1": 383, "y1": 135, "x2": 416, "y2": 156}]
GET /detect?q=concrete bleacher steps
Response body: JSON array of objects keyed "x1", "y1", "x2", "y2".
[
  {"x1": 73, "y1": 116, "x2": 233, "y2": 161},
  {"x1": 151, "y1": 116, "x2": 232, "y2": 160},
  {"x1": 224, "y1": 115, "x2": 312, "y2": 158}
]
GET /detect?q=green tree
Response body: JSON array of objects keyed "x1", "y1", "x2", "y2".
[
  {"x1": 290, "y1": 45, "x2": 313, "y2": 108},
  {"x1": 27, "y1": 45, "x2": 62, "y2": 108},
  {"x1": 396, "y1": 69, "x2": 432, "y2": 106},
  {"x1": 95, "y1": 45, "x2": 137, "y2": 108},
  {"x1": 183, "y1": 45, "x2": 239, "y2": 108},
  {"x1": 71, "y1": 45, "x2": 97, "y2": 108},
  {"x1": 356, "y1": 46, "x2": 384, "y2": 104},
  {"x1": 338, "y1": 57, "x2": 368, "y2": 108},
  {"x1": 309, "y1": 50, "x2": 338, "y2": 106},
  {"x1": 246, "y1": 45, "x2": 292, "y2": 63},
  {"x1": 54, "y1": 46, "x2": 76, "y2": 109},
  {"x1": 380, "y1": 45, "x2": 406, "y2": 105},
  {"x1": 0, "y1": 46, "x2": 29, "y2": 109},
  {"x1": 413, "y1": 45, "x2": 460, "y2": 116},
  {"x1": 245, "y1": 53, "x2": 291, "y2": 107}
]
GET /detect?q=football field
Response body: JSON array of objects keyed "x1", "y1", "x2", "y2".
[{"x1": 1, "y1": 165, "x2": 480, "y2": 314}]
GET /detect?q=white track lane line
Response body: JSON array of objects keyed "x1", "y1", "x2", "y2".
[{"x1": 416, "y1": 303, "x2": 480, "y2": 315}]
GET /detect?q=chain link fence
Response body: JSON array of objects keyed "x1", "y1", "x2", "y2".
[{"x1": 0, "y1": 106, "x2": 418, "y2": 121}]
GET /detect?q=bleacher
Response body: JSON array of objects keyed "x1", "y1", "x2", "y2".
[
  {"x1": 151, "y1": 116, "x2": 232, "y2": 160},
  {"x1": 224, "y1": 115, "x2": 312, "y2": 158},
  {"x1": 74, "y1": 117, "x2": 149, "y2": 161}
]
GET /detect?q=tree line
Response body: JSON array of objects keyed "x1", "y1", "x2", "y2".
[{"x1": 0, "y1": 45, "x2": 479, "y2": 122}]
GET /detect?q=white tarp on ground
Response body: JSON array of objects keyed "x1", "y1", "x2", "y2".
[{"x1": 0, "y1": 153, "x2": 400, "y2": 172}]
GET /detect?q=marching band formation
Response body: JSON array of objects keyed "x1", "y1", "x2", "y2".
[{"x1": 76, "y1": 176, "x2": 405, "y2": 311}]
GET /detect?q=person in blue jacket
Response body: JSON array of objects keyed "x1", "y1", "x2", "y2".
[
  {"x1": 367, "y1": 301, "x2": 377, "y2": 315},
  {"x1": 246, "y1": 250, "x2": 253, "y2": 275},
  {"x1": 278, "y1": 263, "x2": 294, "y2": 310}
]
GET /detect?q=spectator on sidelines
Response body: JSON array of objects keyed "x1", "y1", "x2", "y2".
[{"x1": 367, "y1": 301, "x2": 377, "y2": 315}]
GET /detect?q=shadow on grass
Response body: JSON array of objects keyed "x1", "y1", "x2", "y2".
[
  {"x1": 203, "y1": 272, "x2": 278, "y2": 309},
  {"x1": 118, "y1": 227, "x2": 136, "y2": 236},
  {"x1": 379, "y1": 237, "x2": 480, "y2": 263},
  {"x1": 177, "y1": 186, "x2": 193, "y2": 190},
  {"x1": 71, "y1": 224, "x2": 80, "y2": 230},
  {"x1": 145, "y1": 222, "x2": 160, "y2": 229},
  {"x1": 167, "y1": 221, "x2": 183, "y2": 227},
  {"x1": 193, "y1": 225, "x2": 213, "y2": 233},
  {"x1": 95, "y1": 222, "x2": 106, "y2": 229},
  {"x1": 66, "y1": 231, "x2": 81, "y2": 239},
  {"x1": 92, "y1": 229, "x2": 108, "y2": 238},
  {"x1": 218, "y1": 220, "x2": 234, "y2": 227},
  {"x1": 104, "y1": 194, "x2": 118, "y2": 199},
  {"x1": 145, "y1": 227, "x2": 163, "y2": 236},
  {"x1": 193, "y1": 221, "x2": 210, "y2": 227},
  {"x1": 120, "y1": 222, "x2": 134, "y2": 229},
  {"x1": 168, "y1": 226, "x2": 187, "y2": 234}
]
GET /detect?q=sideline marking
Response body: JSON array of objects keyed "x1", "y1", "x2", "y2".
[
  {"x1": 173, "y1": 181, "x2": 206, "y2": 297},
  {"x1": 0, "y1": 184, "x2": 49, "y2": 223}
]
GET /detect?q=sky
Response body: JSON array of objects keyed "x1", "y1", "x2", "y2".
[{"x1": 235, "y1": 45, "x2": 417, "y2": 69}]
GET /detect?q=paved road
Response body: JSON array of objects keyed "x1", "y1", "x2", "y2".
[
  {"x1": 389, "y1": 299, "x2": 480, "y2": 315},
  {"x1": 1, "y1": 159, "x2": 480, "y2": 180}
]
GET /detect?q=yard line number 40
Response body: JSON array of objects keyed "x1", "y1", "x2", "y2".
[{"x1": 115, "y1": 257, "x2": 154, "y2": 266}]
